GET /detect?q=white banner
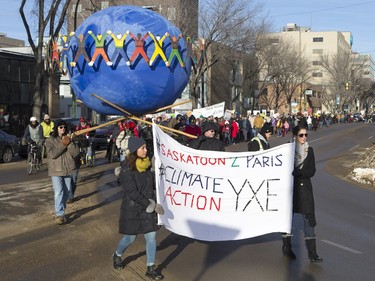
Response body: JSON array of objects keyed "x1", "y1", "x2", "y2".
[
  {"x1": 192, "y1": 102, "x2": 225, "y2": 118},
  {"x1": 153, "y1": 124, "x2": 295, "y2": 241}
]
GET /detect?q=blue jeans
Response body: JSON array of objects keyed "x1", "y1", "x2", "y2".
[
  {"x1": 302, "y1": 214, "x2": 315, "y2": 238},
  {"x1": 52, "y1": 176, "x2": 73, "y2": 216},
  {"x1": 115, "y1": 231, "x2": 157, "y2": 266},
  {"x1": 71, "y1": 169, "x2": 78, "y2": 197}
]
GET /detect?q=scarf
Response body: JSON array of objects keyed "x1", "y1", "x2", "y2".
[
  {"x1": 258, "y1": 134, "x2": 269, "y2": 146},
  {"x1": 136, "y1": 157, "x2": 151, "y2": 172},
  {"x1": 295, "y1": 141, "x2": 309, "y2": 168}
]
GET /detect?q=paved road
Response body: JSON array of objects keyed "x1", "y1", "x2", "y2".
[{"x1": 0, "y1": 123, "x2": 374, "y2": 281}]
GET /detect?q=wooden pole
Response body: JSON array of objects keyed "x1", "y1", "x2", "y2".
[
  {"x1": 91, "y1": 94, "x2": 197, "y2": 139},
  {"x1": 74, "y1": 117, "x2": 126, "y2": 136},
  {"x1": 152, "y1": 99, "x2": 191, "y2": 114}
]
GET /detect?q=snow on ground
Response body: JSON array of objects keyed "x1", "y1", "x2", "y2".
[{"x1": 350, "y1": 147, "x2": 375, "y2": 187}]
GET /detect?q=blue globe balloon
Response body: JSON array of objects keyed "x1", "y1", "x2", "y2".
[{"x1": 67, "y1": 5, "x2": 191, "y2": 115}]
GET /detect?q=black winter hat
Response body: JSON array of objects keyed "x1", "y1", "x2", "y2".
[
  {"x1": 202, "y1": 121, "x2": 218, "y2": 133},
  {"x1": 188, "y1": 115, "x2": 196, "y2": 122},
  {"x1": 260, "y1": 122, "x2": 272, "y2": 134},
  {"x1": 128, "y1": 137, "x2": 146, "y2": 154}
]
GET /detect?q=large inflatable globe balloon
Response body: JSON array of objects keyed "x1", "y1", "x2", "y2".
[{"x1": 67, "y1": 5, "x2": 191, "y2": 115}]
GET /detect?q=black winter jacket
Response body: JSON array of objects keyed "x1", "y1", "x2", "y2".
[
  {"x1": 189, "y1": 135, "x2": 225, "y2": 151},
  {"x1": 118, "y1": 166, "x2": 159, "y2": 235},
  {"x1": 292, "y1": 146, "x2": 317, "y2": 227}
]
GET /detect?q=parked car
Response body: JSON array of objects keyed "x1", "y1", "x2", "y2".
[
  {"x1": 0, "y1": 129, "x2": 20, "y2": 163},
  {"x1": 91, "y1": 125, "x2": 114, "y2": 150},
  {"x1": 353, "y1": 113, "x2": 364, "y2": 122}
]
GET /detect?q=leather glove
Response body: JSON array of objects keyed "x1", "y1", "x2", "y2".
[
  {"x1": 155, "y1": 204, "x2": 164, "y2": 215},
  {"x1": 61, "y1": 135, "x2": 71, "y2": 146},
  {"x1": 146, "y1": 199, "x2": 156, "y2": 213}
]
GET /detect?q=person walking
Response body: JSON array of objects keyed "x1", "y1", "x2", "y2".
[
  {"x1": 45, "y1": 120, "x2": 80, "y2": 225},
  {"x1": 189, "y1": 121, "x2": 225, "y2": 151},
  {"x1": 112, "y1": 137, "x2": 164, "y2": 280},
  {"x1": 40, "y1": 114, "x2": 54, "y2": 158},
  {"x1": 253, "y1": 113, "x2": 264, "y2": 137},
  {"x1": 247, "y1": 122, "x2": 272, "y2": 151},
  {"x1": 281, "y1": 125, "x2": 323, "y2": 263}
]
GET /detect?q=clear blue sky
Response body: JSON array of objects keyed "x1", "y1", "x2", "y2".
[
  {"x1": 263, "y1": 0, "x2": 375, "y2": 54},
  {"x1": 1, "y1": 1, "x2": 375, "y2": 55}
]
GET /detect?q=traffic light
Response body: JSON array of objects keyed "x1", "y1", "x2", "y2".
[{"x1": 345, "y1": 82, "x2": 349, "y2": 91}]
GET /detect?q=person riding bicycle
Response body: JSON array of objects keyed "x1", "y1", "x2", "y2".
[
  {"x1": 75, "y1": 117, "x2": 95, "y2": 166},
  {"x1": 22, "y1": 116, "x2": 44, "y2": 160}
]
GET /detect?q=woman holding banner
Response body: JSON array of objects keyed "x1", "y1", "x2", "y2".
[
  {"x1": 282, "y1": 125, "x2": 323, "y2": 263},
  {"x1": 112, "y1": 137, "x2": 165, "y2": 279}
]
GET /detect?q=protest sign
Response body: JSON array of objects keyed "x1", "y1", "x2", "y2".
[{"x1": 153, "y1": 124, "x2": 295, "y2": 241}]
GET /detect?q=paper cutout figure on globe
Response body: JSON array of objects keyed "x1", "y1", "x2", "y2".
[{"x1": 67, "y1": 5, "x2": 191, "y2": 115}]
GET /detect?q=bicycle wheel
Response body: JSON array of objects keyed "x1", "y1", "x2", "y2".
[{"x1": 36, "y1": 157, "x2": 41, "y2": 171}]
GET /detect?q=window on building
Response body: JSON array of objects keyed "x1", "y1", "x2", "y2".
[
  {"x1": 167, "y1": 7, "x2": 176, "y2": 20},
  {"x1": 101, "y1": 1, "x2": 109, "y2": 10},
  {"x1": 10, "y1": 60, "x2": 20, "y2": 82},
  {"x1": 312, "y1": 61, "x2": 322, "y2": 65},
  {"x1": 268, "y1": 38, "x2": 279, "y2": 45},
  {"x1": 312, "y1": 72, "x2": 323, "y2": 77},
  {"x1": 313, "y1": 37, "x2": 323, "y2": 42},
  {"x1": 312, "y1": 49, "x2": 323, "y2": 54},
  {"x1": 72, "y1": 4, "x2": 82, "y2": 13},
  {"x1": 0, "y1": 58, "x2": 10, "y2": 80}
]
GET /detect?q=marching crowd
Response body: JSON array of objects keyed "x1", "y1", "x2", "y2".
[{"x1": 23, "y1": 110, "x2": 351, "y2": 279}]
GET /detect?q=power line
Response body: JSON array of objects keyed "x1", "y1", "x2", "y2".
[{"x1": 270, "y1": 1, "x2": 375, "y2": 17}]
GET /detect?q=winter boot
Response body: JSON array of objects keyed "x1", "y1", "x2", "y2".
[
  {"x1": 145, "y1": 265, "x2": 164, "y2": 280},
  {"x1": 282, "y1": 234, "x2": 296, "y2": 259},
  {"x1": 112, "y1": 253, "x2": 122, "y2": 270},
  {"x1": 305, "y1": 238, "x2": 323, "y2": 263}
]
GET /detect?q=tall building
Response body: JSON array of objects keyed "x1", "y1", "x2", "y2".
[
  {"x1": 260, "y1": 23, "x2": 374, "y2": 114},
  {"x1": 68, "y1": 0, "x2": 198, "y2": 36}
]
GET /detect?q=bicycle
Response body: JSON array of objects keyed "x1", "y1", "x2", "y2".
[
  {"x1": 76, "y1": 137, "x2": 95, "y2": 167},
  {"x1": 27, "y1": 141, "x2": 42, "y2": 175}
]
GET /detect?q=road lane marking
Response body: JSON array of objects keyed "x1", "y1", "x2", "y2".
[
  {"x1": 321, "y1": 239, "x2": 362, "y2": 254},
  {"x1": 349, "y1": 144, "x2": 360, "y2": 151},
  {"x1": 364, "y1": 213, "x2": 375, "y2": 220}
]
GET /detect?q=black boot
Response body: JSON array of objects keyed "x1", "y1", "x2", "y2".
[
  {"x1": 146, "y1": 265, "x2": 164, "y2": 280},
  {"x1": 112, "y1": 253, "x2": 122, "y2": 270},
  {"x1": 282, "y1": 234, "x2": 296, "y2": 259},
  {"x1": 305, "y1": 238, "x2": 323, "y2": 263}
]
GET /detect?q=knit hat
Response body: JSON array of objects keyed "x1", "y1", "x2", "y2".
[
  {"x1": 189, "y1": 115, "x2": 196, "y2": 123},
  {"x1": 30, "y1": 116, "x2": 37, "y2": 122},
  {"x1": 202, "y1": 121, "x2": 218, "y2": 133},
  {"x1": 56, "y1": 119, "x2": 67, "y2": 126},
  {"x1": 260, "y1": 122, "x2": 272, "y2": 134},
  {"x1": 128, "y1": 137, "x2": 146, "y2": 154}
]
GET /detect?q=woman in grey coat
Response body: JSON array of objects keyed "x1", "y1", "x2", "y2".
[
  {"x1": 45, "y1": 120, "x2": 80, "y2": 225},
  {"x1": 281, "y1": 125, "x2": 323, "y2": 263}
]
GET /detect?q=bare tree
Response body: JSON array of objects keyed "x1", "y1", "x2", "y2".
[
  {"x1": 320, "y1": 50, "x2": 366, "y2": 113},
  {"x1": 185, "y1": 0, "x2": 265, "y2": 108},
  {"x1": 19, "y1": 0, "x2": 72, "y2": 118},
  {"x1": 255, "y1": 36, "x2": 311, "y2": 113}
]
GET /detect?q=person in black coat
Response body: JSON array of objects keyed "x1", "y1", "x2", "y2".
[
  {"x1": 281, "y1": 125, "x2": 323, "y2": 263},
  {"x1": 247, "y1": 122, "x2": 272, "y2": 151},
  {"x1": 189, "y1": 121, "x2": 225, "y2": 151},
  {"x1": 112, "y1": 137, "x2": 164, "y2": 279}
]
